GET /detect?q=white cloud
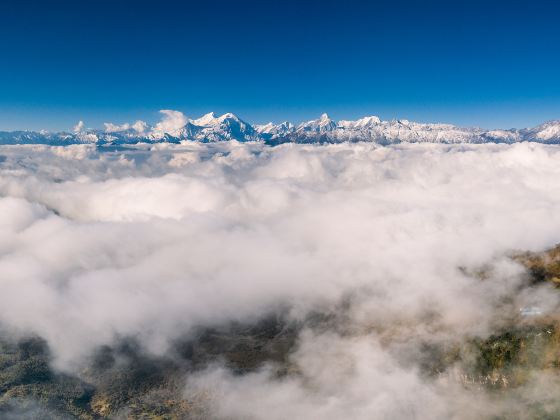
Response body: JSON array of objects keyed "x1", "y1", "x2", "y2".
[
  {"x1": 132, "y1": 120, "x2": 148, "y2": 133},
  {"x1": 103, "y1": 120, "x2": 149, "y2": 134},
  {"x1": 72, "y1": 120, "x2": 85, "y2": 133},
  {"x1": 152, "y1": 109, "x2": 188, "y2": 137},
  {"x1": 104, "y1": 122, "x2": 131, "y2": 133},
  {"x1": 0, "y1": 142, "x2": 559, "y2": 417}
]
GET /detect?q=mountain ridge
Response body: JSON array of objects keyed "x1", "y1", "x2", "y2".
[{"x1": 2, "y1": 112, "x2": 560, "y2": 146}]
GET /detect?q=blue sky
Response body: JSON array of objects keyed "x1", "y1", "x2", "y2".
[{"x1": 1, "y1": 0, "x2": 559, "y2": 131}]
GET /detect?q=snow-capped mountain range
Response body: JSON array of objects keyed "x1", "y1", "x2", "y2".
[{"x1": 2, "y1": 110, "x2": 560, "y2": 146}]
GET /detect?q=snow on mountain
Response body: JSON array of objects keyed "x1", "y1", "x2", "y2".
[
  {"x1": 297, "y1": 113, "x2": 338, "y2": 133},
  {"x1": 524, "y1": 120, "x2": 560, "y2": 142},
  {"x1": 281, "y1": 116, "x2": 485, "y2": 144},
  {"x1": 191, "y1": 112, "x2": 219, "y2": 127},
  {"x1": 1, "y1": 112, "x2": 560, "y2": 146},
  {"x1": 188, "y1": 112, "x2": 259, "y2": 142},
  {"x1": 255, "y1": 121, "x2": 295, "y2": 140},
  {"x1": 339, "y1": 115, "x2": 381, "y2": 129}
]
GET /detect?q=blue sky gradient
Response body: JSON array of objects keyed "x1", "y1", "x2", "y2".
[{"x1": 1, "y1": 0, "x2": 559, "y2": 131}]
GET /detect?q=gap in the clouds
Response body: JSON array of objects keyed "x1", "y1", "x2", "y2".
[{"x1": 2, "y1": 260, "x2": 560, "y2": 419}]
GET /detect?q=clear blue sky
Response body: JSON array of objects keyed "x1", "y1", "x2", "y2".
[{"x1": 1, "y1": 0, "x2": 559, "y2": 131}]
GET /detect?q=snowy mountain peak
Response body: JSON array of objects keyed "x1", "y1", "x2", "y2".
[
  {"x1": 298, "y1": 114, "x2": 337, "y2": 133},
  {"x1": 192, "y1": 112, "x2": 218, "y2": 127},
  {"x1": 340, "y1": 115, "x2": 382, "y2": 129},
  {"x1": 361, "y1": 115, "x2": 381, "y2": 125},
  {"x1": 255, "y1": 121, "x2": 295, "y2": 139},
  {"x1": 219, "y1": 112, "x2": 240, "y2": 121},
  {"x1": 192, "y1": 112, "x2": 244, "y2": 127},
  {"x1": 518, "y1": 120, "x2": 560, "y2": 142},
  {"x1": 2, "y1": 111, "x2": 560, "y2": 146},
  {"x1": 279, "y1": 121, "x2": 294, "y2": 130},
  {"x1": 255, "y1": 122, "x2": 276, "y2": 133}
]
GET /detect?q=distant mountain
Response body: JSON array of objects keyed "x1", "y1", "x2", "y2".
[
  {"x1": 183, "y1": 112, "x2": 259, "y2": 142},
  {"x1": 2, "y1": 113, "x2": 560, "y2": 146}
]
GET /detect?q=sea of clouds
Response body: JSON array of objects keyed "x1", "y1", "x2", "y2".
[{"x1": 1, "y1": 141, "x2": 560, "y2": 418}]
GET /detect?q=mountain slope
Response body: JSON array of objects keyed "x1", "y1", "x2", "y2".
[{"x1": 2, "y1": 113, "x2": 560, "y2": 145}]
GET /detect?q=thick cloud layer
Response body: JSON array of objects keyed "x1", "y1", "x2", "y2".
[{"x1": 0, "y1": 142, "x2": 559, "y2": 417}]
